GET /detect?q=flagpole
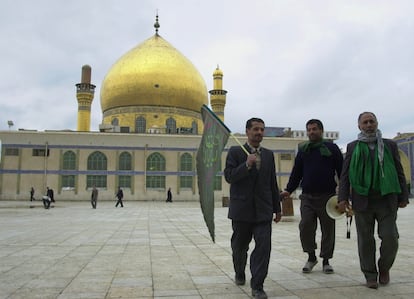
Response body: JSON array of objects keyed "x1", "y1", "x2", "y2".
[{"x1": 230, "y1": 133, "x2": 250, "y2": 155}]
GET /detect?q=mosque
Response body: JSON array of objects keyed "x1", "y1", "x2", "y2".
[{"x1": 3, "y1": 16, "x2": 391, "y2": 202}]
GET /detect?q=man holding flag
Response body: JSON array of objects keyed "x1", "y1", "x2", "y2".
[{"x1": 224, "y1": 117, "x2": 282, "y2": 299}]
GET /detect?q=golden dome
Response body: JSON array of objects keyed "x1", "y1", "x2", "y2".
[{"x1": 100, "y1": 34, "x2": 208, "y2": 114}]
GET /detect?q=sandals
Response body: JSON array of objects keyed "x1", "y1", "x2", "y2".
[
  {"x1": 302, "y1": 260, "x2": 318, "y2": 273},
  {"x1": 302, "y1": 260, "x2": 334, "y2": 274},
  {"x1": 323, "y1": 264, "x2": 334, "y2": 274}
]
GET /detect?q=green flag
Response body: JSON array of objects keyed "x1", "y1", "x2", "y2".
[{"x1": 196, "y1": 105, "x2": 231, "y2": 242}]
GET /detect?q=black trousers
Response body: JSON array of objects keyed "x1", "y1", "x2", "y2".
[
  {"x1": 299, "y1": 193, "x2": 335, "y2": 259},
  {"x1": 42, "y1": 198, "x2": 50, "y2": 209},
  {"x1": 231, "y1": 220, "x2": 272, "y2": 290},
  {"x1": 115, "y1": 198, "x2": 123, "y2": 207}
]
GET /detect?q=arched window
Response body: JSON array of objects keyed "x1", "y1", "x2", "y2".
[
  {"x1": 180, "y1": 153, "x2": 192, "y2": 171},
  {"x1": 62, "y1": 151, "x2": 76, "y2": 170},
  {"x1": 62, "y1": 151, "x2": 76, "y2": 188},
  {"x1": 135, "y1": 116, "x2": 146, "y2": 133},
  {"x1": 146, "y1": 152, "x2": 166, "y2": 188},
  {"x1": 147, "y1": 152, "x2": 165, "y2": 171},
  {"x1": 87, "y1": 151, "x2": 107, "y2": 188},
  {"x1": 119, "y1": 152, "x2": 132, "y2": 170},
  {"x1": 88, "y1": 151, "x2": 107, "y2": 170},
  {"x1": 192, "y1": 121, "x2": 198, "y2": 135},
  {"x1": 166, "y1": 117, "x2": 176, "y2": 134},
  {"x1": 180, "y1": 153, "x2": 193, "y2": 188},
  {"x1": 112, "y1": 118, "x2": 119, "y2": 126},
  {"x1": 118, "y1": 152, "x2": 132, "y2": 188}
]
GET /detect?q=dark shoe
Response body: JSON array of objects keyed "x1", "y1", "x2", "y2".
[
  {"x1": 323, "y1": 264, "x2": 334, "y2": 274},
  {"x1": 251, "y1": 288, "x2": 268, "y2": 299},
  {"x1": 234, "y1": 274, "x2": 245, "y2": 285},
  {"x1": 302, "y1": 260, "x2": 318, "y2": 273},
  {"x1": 379, "y1": 270, "x2": 390, "y2": 285},
  {"x1": 366, "y1": 280, "x2": 378, "y2": 289}
]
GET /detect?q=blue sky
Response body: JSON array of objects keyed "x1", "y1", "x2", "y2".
[{"x1": 1, "y1": 0, "x2": 413, "y2": 150}]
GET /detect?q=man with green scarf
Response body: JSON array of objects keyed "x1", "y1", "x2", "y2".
[
  {"x1": 281, "y1": 119, "x2": 343, "y2": 275},
  {"x1": 338, "y1": 112, "x2": 409, "y2": 289}
]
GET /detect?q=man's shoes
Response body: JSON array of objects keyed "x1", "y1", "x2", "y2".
[
  {"x1": 323, "y1": 264, "x2": 334, "y2": 274},
  {"x1": 366, "y1": 279, "x2": 378, "y2": 289},
  {"x1": 379, "y1": 270, "x2": 390, "y2": 285},
  {"x1": 302, "y1": 260, "x2": 318, "y2": 273},
  {"x1": 251, "y1": 288, "x2": 268, "y2": 299},
  {"x1": 234, "y1": 274, "x2": 245, "y2": 285}
]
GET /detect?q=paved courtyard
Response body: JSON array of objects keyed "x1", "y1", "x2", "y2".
[{"x1": 0, "y1": 199, "x2": 413, "y2": 299}]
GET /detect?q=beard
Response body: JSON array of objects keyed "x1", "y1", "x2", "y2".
[{"x1": 362, "y1": 130, "x2": 377, "y2": 137}]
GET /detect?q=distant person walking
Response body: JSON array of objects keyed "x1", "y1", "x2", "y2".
[
  {"x1": 30, "y1": 187, "x2": 35, "y2": 201},
  {"x1": 42, "y1": 189, "x2": 51, "y2": 209},
  {"x1": 91, "y1": 186, "x2": 98, "y2": 209},
  {"x1": 47, "y1": 187, "x2": 55, "y2": 203},
  {"x1": 166, "y1": 187, "x2": 173, "y2": 202},
  {"x1": 115, "y1": 187, "x2": 124, "y2": 207}
]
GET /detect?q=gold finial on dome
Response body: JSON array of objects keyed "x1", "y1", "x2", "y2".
[
  {"x1": 213, "y1": 65, "x2": 223, "y2": 76},
  {"x1": 154, "y1": 12, "x2": 160, "y2": 35}
]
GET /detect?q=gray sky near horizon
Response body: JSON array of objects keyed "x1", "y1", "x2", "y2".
[{"x1": 1, "y1": 0, "x2": 414, "y2": 150}]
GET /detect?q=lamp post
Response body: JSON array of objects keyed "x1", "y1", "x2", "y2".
[{"x1": 7, "y1": 120, "x2": 14, "y2": 130}]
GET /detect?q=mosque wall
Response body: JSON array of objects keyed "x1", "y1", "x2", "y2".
[
  {"x1": 102, "y1": 106, "x2": 204, "y2": 134},
  {"x1": 0, "y1": 131, "x2": 300, "y2": 202}
]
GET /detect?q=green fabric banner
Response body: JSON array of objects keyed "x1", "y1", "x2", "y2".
[{"x1": 196, "y1": 105, "x2": 230, "y2": 242}]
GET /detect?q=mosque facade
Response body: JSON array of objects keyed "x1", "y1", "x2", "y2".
[{"x1": 0, "y1": 17, "x2": 347, "y2": 202}]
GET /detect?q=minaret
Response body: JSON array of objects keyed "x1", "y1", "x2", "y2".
[
  {"x1": 76, "y1": 65, "x2": 96, "y2": 131},
  {"x1": 209, "y1": 66, "x2": 227, "y2": 122}
]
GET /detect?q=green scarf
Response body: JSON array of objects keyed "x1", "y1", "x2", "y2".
[
  {"x1": 299, "y1": 140, "x2": 332, "y2": 156},
  {"x1": 349, "y1": 141, "x2": 401, "y2": 196}
]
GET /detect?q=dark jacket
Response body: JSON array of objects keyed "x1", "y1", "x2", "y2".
[
  {"x1": 47, "y1": 188, "x2": 54, "y2": 200},
  {"x1": 224, "y1": 143, "x2": 281, "y2": 222},
  {"x1": 116, "y1": 189, "x2": 124, "y2": 199},
  {"x1": 286, "y1": 141, "x2": 343, "y2": 194},
  {"x1": 338, "y1": 138, "x2": 409, "y2": 211},
  {"x1": 91, "y1": 189, "x2": 98, "y2": 201}
]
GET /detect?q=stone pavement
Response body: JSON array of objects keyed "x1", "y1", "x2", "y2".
[{"x1": 0, "y1": 199, "x2": 413, "y2": 299}]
